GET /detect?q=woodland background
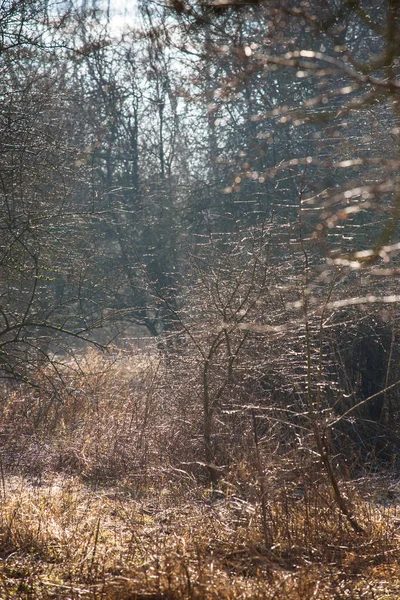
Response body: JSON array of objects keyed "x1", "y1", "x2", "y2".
[{"x1": 1, "y1": 1, "x2": 400, "y2": 598}]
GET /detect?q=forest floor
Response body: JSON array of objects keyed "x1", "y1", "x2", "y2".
[
  {"x1": 1, "y1": 350, "x2": 400, "y2": 598},
  {"x1": 1, "y1": 474, "x2": 400, "y2": 599}
]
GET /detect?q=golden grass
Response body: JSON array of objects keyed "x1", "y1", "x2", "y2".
[
  {"x1": 0, "y1": 349, "x2": 400, "y2": 598},
  {"x1": 0, "y1": 475, "x2": 399, "y2": 599}
]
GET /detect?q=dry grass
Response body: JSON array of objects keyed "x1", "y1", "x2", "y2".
[
  {"x1": 1, "y1": 348, "x2": 183, "y2": 485},
  {"x1": 0, "y1": 348, "x2": 400, "y2": 598},
  {"x1": 0, "y1": 475, "x2": 400, "y2": 599}
]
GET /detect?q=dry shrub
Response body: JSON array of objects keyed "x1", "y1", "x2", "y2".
[
  {"x1": 0, "y1": 347, "x2": 194, "y2": 487},
  {"x1": 1, "y1": 343, "x2": 400, "y2": 597}
]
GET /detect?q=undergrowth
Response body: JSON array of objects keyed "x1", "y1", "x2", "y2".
[{"x1": 0, "y1": 348, "x2": 400, "y2": 599}]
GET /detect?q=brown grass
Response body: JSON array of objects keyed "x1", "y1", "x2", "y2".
[{"x1": 0, "y1": 348, "x2": 400, "y2": 599}]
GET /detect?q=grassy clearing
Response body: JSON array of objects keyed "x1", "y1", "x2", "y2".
[{"x1": 1, "y1": 349, "x2": 400, "y2": 599}]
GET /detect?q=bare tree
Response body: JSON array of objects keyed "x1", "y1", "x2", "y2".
[{"x1": 0, "y1": 2, "x2": 107, "y2": 383}]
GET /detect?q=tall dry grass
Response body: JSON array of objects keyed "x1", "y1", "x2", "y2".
[
  {"x1": 0, "y1": 473, "x2": 399, "y2": 599},
  {"x1": 0, "y1": 347, "x2": 400, "y2": 598},
  {"x1": 1, "y1": 348, "x2": 189, "y2": 487}
]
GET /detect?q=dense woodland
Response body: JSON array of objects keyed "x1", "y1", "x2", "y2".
[{"x1": 2, "y1": 1, "x2": 400, "y2": 598}]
